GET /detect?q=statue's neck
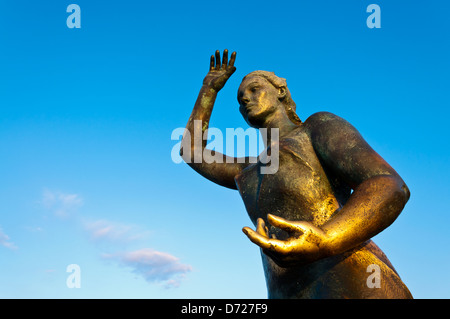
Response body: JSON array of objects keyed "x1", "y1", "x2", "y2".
[{"x1": 260, "y1": 112, "x2": 299, "y2": 148}]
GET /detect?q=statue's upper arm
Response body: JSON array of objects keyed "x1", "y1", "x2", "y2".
[{"x1": 305, "y1": 112, "x2": 401, "y2": 189}]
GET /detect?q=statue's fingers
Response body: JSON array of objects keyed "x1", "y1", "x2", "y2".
[
  {"x1": 210, "y1": 55, "x2": 215, "y2": 71},
  {"x1": 256, "y1": 218, "x2": 268, "y2": 237},
  {"x1": 222, "y1": 49, "x2": 228, "y2": 68},
  {"x1": 215, "y1": 50, "x2": 221, "y2": 70},
  {"x1": 229, "y1": 51, "x2": 236, "y2": 67},
  {"x1": 267, "y1": 214, "x2": 305, "y2": 234},
  {"x1": 225, "y1": 66, "x2": 236, "y2": 77},
  {"x1": 242, "y1": 227, "x2": 286, "y2": 252}
]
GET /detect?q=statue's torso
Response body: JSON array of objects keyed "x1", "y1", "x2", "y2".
[
  {"x1": 235, "y1": 125, "x2": 342, "y2": 231},
  {"x1": 234, "y1": 125, "x2": 412, "y2": 299}
]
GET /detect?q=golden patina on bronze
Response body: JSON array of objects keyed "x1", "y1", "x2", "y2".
[{"x1": 181, "y1": 50, "x2": 412, "y2": 299}]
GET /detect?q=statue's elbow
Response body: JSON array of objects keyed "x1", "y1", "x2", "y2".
[
  {"x1": 382, "y1": 174, "x2": 410, "y2": 209},
  {"x1": 179, "y1": 143, "x2": 196, "y2": 165},
  {"x1": 401, "y1": 181, "x2": 410, "y2": 204},
  {"x1": 179, "y1": 145, "x2": 184, "y2": 158},
  {"x1": 391, "y1": 175, "x2": 410, "y2": 208},
  {"x1": 383, "y1": 176, "x2": 410, "y2": 223},
  {"x1": 179, "y1": 147, "x2": 190, "y2": 164}
]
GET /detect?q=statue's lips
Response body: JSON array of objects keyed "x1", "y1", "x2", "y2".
[{"x1": 244, "y1": 104, "x2": 257, "y2": 113}]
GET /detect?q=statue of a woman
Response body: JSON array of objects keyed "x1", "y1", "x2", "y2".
[{"x1": 181, "y1": 50, "x2": 412, "y2": 298}]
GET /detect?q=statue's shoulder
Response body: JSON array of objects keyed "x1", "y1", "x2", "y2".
[
  {"x1": 303, "y1": 112, "x2": 369, "y2": 158},
  {"x1": 303, "y1": 112, "x2": 352, "y2": 136},
  {"x1": 304, "y1": 111, "x2": 344, "y2": 125},
  {"x1": 282, "y1": 113, "x2": 354, "y2": 153},
  {"x1": 281, "y1": 112, "x2": 343, "y2": 143}
]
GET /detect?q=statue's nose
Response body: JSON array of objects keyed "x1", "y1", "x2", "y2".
[{"x1": 241, "y1": 96, "x2": 250, "y2": 106}]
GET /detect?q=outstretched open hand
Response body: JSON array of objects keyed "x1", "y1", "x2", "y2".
[
  {"x1": 203, "y1": 49, "x2": 236, "y2": 92},
  {"x1": 242, "y1": 214, "x2": 332, "y2": 267}
]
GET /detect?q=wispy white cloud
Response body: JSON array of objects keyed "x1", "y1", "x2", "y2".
[
  {"x1": 0, "y1": 227, "x2": 18, "y2": 250},
  {"x1": 24, "y1": 226, "x2": 44, "y2": 232},
  {"x1": 102, "y1": 248, "x2": 192, "y2": 288},
  {"x1": 41, "y1": 189, "x2": 83, "y2": 218},
  {"x1": 38, "y1": 188, "x2": 191, "y2": 288},
  {"x1": 83, "y1": 219, "x2": 150, "y2": 243}
]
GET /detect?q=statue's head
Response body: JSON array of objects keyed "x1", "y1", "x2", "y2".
[{"x1": 237, "y1": 71, "x2": 301, "y2": 128}]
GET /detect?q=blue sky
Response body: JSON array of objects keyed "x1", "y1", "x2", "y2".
[{"x1": 0, "y1": 0, "x2": 449, "y2": 298}]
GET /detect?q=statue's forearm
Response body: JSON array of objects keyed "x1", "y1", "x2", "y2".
[
  {"x1": 322, "y1": 175, "x2": 409, "y2": 256},
  {"x1": 187, "y1": 84, "x2": 218, "y2": 125},
  {"x1": 181, "y1": 85, "x2": 218, "y2": 160}
]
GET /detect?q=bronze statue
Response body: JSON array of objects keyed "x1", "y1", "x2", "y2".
[{"x1": 181, "y1": 50, "x2": 412, "y2": 299}]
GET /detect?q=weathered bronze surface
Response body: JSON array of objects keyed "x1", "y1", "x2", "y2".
[{"x1": 181, "y1": 50, "x2": 412, "y2": 299}]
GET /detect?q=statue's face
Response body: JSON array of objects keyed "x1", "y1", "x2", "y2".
[{"x1": 238, "y1": 77, "x2": 282, "y2": 128}]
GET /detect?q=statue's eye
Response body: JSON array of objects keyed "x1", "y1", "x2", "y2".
[{"x1": 250, "y1": 86, "x2": 259, "y2": 92}]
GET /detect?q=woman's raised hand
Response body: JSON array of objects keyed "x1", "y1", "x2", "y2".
[{"x1": 203, "y1": 49, "x2": 236, "y2": 92}]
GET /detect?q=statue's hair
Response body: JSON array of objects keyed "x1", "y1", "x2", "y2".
[{"x1": 241, "y1": 71, "x2": 301, "y2": 125}]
